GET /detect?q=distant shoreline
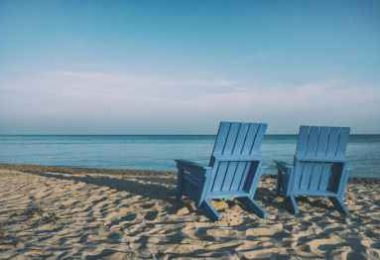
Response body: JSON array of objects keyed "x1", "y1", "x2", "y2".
[
  {"x1": 1, "y1": 134, "x2": 380, "y2": 136},
  {"x1": 0, "y1": 163, "x2": 174, "y2": 177},
  {"x1": 1, "y1": 163, "x2": 379, "y2": 182}
]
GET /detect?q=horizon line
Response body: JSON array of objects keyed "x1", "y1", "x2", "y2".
[{"x1": 1, "y1": 133, "x2": 380, "y2": 136}]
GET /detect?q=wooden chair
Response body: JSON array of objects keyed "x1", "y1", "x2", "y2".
[
  {"x1": 275, "y1": 125, "x2": 350, "y2": 215},
  {"x1": 176, "y1": 121, "x2": 268, "y2": 221}
]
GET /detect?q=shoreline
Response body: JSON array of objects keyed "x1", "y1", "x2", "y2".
[
  {"x1": 0, "y1": 163, "x2": 174, "y2": 178},
  {"x1": 0, "y1": 162, "x2": 379, "y2": 183},
  {"x1": 1, "y1": 163, "x2": 379, "y2": 258}
]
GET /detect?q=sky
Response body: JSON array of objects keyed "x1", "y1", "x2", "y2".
[{"x1": 0, "y1": 0, "x2": 379, "y2": 134}]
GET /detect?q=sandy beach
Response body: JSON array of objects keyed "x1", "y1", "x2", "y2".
[{"x1": 0, "y1": 164, "x2": 379, "y2": 259}]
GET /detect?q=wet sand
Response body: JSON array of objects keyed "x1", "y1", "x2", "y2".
[{"x1": 0, "y1": 164, "x2": 379, "y2": 259}]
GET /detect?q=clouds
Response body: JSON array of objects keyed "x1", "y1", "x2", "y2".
[
  {"x1": 0, "y1": 1, "x2": 379, "y2": 135},
  {"x1": 1, "y1": 70, "x2": 379, "y2": 134}
]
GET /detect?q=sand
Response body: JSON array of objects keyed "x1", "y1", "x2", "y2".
[{"x1": 0, "y1": 164, "x2": 379, "y2": 259}]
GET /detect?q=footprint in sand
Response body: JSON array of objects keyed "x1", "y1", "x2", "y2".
[
  {"x1": 144, "y1": 211, "x2": 158, "y2": 221},
  {"x1": 141, "y1": 202, "x2": 156, "y2": 209},
  {"x1": 194, "y1": 227, "x2": 217, "y2": 241},
  {"x1": 120, "y1": 213, "x2": 137, "y2": 222},
  {"x1": 107, "y1": 231, "x2": 124, "y2": 243},
  {"x1": 305, "y1": 235, "x2": 344, "y2": 257}
]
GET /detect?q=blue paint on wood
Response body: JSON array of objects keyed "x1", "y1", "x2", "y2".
[
  {"x1": 175, "y1": 121, "x2": 268, "y2": 221},
  {"x1": 275, "y1": 125, "x2": 351, "y2": 215}
]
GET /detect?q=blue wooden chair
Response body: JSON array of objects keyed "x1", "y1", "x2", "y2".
[
  {"x1": 175, "y1": 121, "x2": 268, "y2": 221},
  {"x1": 275, "y1": 125, "x2": 350, "y2": 215}
]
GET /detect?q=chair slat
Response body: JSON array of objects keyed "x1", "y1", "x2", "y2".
[
  {"x1": 296, "y1": 126, "x2": 311, "y2": 157},
  {"x1": 336, "y1": 127, "x2": 350, "y2": 157},
  {"x1": 223, "y1": 123, "x2": 241, "y2": 155},
  {"x1": 241, "y1": 124, "x2": 259, "y2": 155},
  {"x1": 234, "y1": 123, "x2": 250, "y2": 155},
  {"x1": 305, "y1": 127, "x2": 320, "y2": 157},
  {"x1": 212, "y1": 161, "x2": 228, "y2": 192},
  {"x1": 230, "y1": 162, "x2": 247, "y2": 191},
  {"x1": 251, "y1": 124, "x2": 267, "y2": 153},
  {"x1": 316, "y1": 127, "x2": 330, "y2": 156},
  {"x1": 326, "y1": 128, "x2": 340, "y2": 158},
  {"x1": 211, "y1": 122, "x2": 231, "y2": 157},
  {"x1": 222, "y1": 162, "x2": 238, "y2": 191}
]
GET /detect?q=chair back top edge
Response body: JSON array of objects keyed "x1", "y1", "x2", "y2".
[
  {"x1": 209, "y1": 121, "x2": 267, "y2": 166},
  {"x1": 295, "y1": 125, "x2": 350, "y2": 161}
]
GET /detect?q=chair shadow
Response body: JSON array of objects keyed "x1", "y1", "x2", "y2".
[{"x1": 28, "y1": 171, "x2": 179, "y2": 210}]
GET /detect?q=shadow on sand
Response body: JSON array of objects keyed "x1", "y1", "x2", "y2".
[{"x1": 28, "y1": 171, "x2": 178, "y2": 206}]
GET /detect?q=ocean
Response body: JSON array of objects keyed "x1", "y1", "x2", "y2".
[{"x1": 0, "y1": 135, "x2": 379, "y2": 178}]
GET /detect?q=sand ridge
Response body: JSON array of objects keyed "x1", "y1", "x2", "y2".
[{"x1": 0, "y1": 166, "x2": 379, "y2": 259}]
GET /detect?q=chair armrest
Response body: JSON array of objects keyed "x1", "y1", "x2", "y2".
[
  {"x1": 175, "y1": 159, "x2": 211, "y2": 175},
  {"x1": 213, "y1": 154, "x2": 262, "y2": 162}
]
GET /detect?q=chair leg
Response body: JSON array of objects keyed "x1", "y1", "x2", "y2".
[
  {"x1": 176, "y1": 170, "x2": 183, "y2": 201},
  {"x1": 176, "y1": 187, "x2": 182, "y2": 201},
  {"x1": 200, "y1": 200, "x2": 221, "y2": 221},
  {"x1": 287, "y1": 196, "x2": 299, "y2": 215},
  {"x1": 238, "y1": 197, "x2": 267, "y2": 218},
  {"x1": 276, "y1": 170, "x2": 283, "y2": 195},
  {"x1": 330, "y1": 197, "x2": 348, "y2": 215}
]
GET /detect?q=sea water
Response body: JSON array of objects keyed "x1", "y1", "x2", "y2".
[{"x1": 0, "y1": 135, "x2": 379, "y2": 178}]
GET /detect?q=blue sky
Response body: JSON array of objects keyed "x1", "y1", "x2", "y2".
[{"x1": 0, "y1": 0, "x2": 379, "y2": 134}]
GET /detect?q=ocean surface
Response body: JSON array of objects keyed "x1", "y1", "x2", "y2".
[{"x1": 0, "y1": 135, "x2": 379, "y2": 178}]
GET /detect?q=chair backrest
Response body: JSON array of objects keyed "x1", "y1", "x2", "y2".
[
  {"x1": 292, "y1": 126, "x2": 350, "y2": 195},
  {"x1": 207, "y1": 121, "x2": 267, "y2": 195}
]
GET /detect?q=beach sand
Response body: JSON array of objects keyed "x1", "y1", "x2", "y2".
[{"x1": 0, "y1": 164, "x2": 379, "y2": 259}]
